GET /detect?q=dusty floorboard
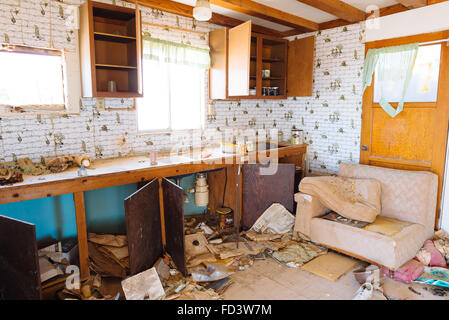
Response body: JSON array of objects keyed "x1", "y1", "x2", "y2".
[{"x1": 222, "y1": 258, "x2": 449, "y2": 300}]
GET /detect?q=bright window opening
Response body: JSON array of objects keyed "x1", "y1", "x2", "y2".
[
  {"x1": 0, "y1": 47, "x2": 66, "y2": 109},
  {"x1": 374, "y1": 44, "x2": 442, "y2": 103},
  {"x1": 137, "y1": 59, "x2": 206, "y2": 132}
]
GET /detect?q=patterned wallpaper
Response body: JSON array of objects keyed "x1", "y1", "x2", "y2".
[{"x1": 0, "y1": 0, "x2": 365, "y2": 174}]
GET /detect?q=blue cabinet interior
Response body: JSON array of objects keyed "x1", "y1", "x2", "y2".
[{"x1": 0, "y1": 174, "x2": 206, "y2": 242}]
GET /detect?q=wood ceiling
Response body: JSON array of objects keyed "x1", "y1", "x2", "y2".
[{"x1": 130, "y1": 0, "x2": 448, "y2": 37}]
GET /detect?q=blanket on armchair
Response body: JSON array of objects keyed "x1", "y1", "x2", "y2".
[{"x1": 299, "y1": 176, "x2": 381, "y2": 223}]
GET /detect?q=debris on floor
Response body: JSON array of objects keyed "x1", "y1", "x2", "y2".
[
  {"x1": 121, "y1": 267, "x2": 165, "y2": 300},
  {"x1": 383, "y1": 259, "x2": 424, "y2": 283},
  {"x1": 269, "y1": 239, "x2": 327, "y2": 268},
  {"x1": 416, "y1": 240, "x2": 446, "y2": 267},
  {"x1": 414, "y1": 266, "x2": 449, "y2": 288},
  {"x1": 250, "y1": 203, "x2": 295, "y2": 234},
  {"x1": 301, "y1": 252, "x2": 359, "y2": 281}
]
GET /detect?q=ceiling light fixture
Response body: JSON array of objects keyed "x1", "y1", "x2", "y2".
[{"x1": 193, "y1": 0, "x2": 212, "y2": 21}]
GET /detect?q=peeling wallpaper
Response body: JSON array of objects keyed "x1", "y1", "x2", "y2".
[{"x1": 0, "y1": 0, "x2": 365, "y2": 174}]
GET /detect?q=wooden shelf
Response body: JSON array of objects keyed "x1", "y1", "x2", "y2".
[
  {"x1": 95, "y1": 63, "x2": 137, "y2": 70},
  {"x1": 251, "y1": 56, "x2": 283, "y2": 63},
  {"x1": 251, "y1": 76, "x2": 285, "y2": 80},
  {"x1": 80, "y1": 0, "x2": 142, "y2": 98},
  {"x1": 94, "y1": 32, "x2": 136, "y2": 43}
]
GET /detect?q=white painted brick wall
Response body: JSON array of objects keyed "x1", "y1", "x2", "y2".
[{"x1": 0, "y1": 0, "x2": 365, "y2": 174}]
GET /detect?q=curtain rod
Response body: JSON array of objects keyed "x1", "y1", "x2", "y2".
[
  {"x1": 141, "y1": 22, "x2": 208, "y2": 36},
  {"x1": 420, "y1": 38, "x2": 449, "y2": 46}
]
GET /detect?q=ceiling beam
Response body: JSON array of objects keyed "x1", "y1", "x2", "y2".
[
  {"x1": 396, "y1": 0, "x2": 428, "y2": 8},
  {"x1": 282, "y1": 3, "x2": 411, "y2": 38},
  {"x1": 209, "y1": 0, "x2": 319, "y2": 31},
  {"x1": 296, "y1": 0, "x2": 365, "y2": 22},
  {"x1": 130, "y1": 0, "x2": 282, "y2": 36}
]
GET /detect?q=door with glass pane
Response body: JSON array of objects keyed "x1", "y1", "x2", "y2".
[{"x1": 361, "y1": 32, "x2": 449, "y2": 227}]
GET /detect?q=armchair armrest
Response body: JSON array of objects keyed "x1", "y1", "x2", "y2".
[{"x1": 294, "y1": 192, "x2": 330, "y2": 239}]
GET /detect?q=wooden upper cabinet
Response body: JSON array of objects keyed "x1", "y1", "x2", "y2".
[
  {"x1": 228, "y1": 21, "x2": 252, "y2": 97},
  {"x1": 209, "y1": 22, "x2": 315, "y2": 100},
  {"x1": 80, "y1": 0, "x2": 143, "y2": 98},
  {"x1": 287, "y1": 36, "x2": 315, "y2": 97}
]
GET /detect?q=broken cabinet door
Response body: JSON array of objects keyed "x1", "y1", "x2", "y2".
[
  {"x1": 0, "y1": 215, "x2": 41, "y2": 300},
  {"x1": 242, "y1": 163, "x2": 295, "y2": 229},
  {"x1": 125, "y1": 179, "x2": 163, "y2": 276},
  {"x1": 228, "y1": 21, "x2": 252, "y2": 97},
  {"x1": 162, "y1": 178, "x2": 187, "y2": 276},
  {"x1": 287, "y1": 35, "x2": 315, "y2": 97}
]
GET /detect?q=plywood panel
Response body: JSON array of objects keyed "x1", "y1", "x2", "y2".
[
  {"x1": 228, "y1": 21, "x2": 251, "y2": 97},
  {"x1": 287, "y1": 36, "x2": 315, "y2": 97},
  {"x1": 124, "y1": 179, "x2": 162, "y2": 276},
  {"x1": 209, "y1": 27, "x2": 228, "y2": 100},
  {"x1": 242, "y1": 163, "x2": 295, "y2": 229},
  {"x1": 208, "y1": 167, "x2": 239, "y2": 216},
  {"x1": 0, "y1": 216, "x2": 41, "y2": 300},
  {"x1": 162, "y1": 178, "x2": 187, "y2": 276},
  {"x1": 370, "y1": 107, "x2": 435, "y2": 162}
]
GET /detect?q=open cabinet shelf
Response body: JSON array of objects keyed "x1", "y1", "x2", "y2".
[
  {"x1": 80, "y1": 0, "x2": 142, "y2": 98},
  {"x1": 209, "y1": 21, "x2": 315, "y2": 100}
]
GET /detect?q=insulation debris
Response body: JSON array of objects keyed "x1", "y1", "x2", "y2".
[
  {"x1": 0, "y1": 168, "x2": 23, "y2": 185},
  {"x1": 270, "y1": 241, "x2": 327, "y2": 267}
]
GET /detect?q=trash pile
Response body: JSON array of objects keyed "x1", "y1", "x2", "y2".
[
  {"x1": 352, "y1": 229, "x2": 449, "y2": 300},
  {"x1": 119, "y1": 203, "x2": 328, "y2": 300},
  {"x1": 0, "y1": 154, "x2": 92, "y2": 185}
]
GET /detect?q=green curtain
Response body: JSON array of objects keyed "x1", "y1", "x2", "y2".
[
  {"x1": 142, "y1": 36, "x2": 210, "y2": 69},
  {"x1": 362, "y1": 43, "x2": 419, "y2": 118}
]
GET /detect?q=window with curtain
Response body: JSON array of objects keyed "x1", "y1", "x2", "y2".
[
  {"x1": 374, "y1": 44, "x2": 441, "y2": 103},
  {"x1": 0, "y1": 45, "x2": 66, "y2": 110},
  {"x1": 137, "y1": 37, "x2": 210, "y2": 132}
]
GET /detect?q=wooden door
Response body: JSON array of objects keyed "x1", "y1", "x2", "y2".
[
  {"x1": 361, "y1": 31, "x2": 449, "y2": 227},
  {"x1": 0, "y1": 216, "x2": 41, "y2": 300},
  {"x1": 162, "y1": 178, "x2": 187, "y2": 276},
  {"x1": 242, "y1": 163, "x2": 295, "y2": 229},
  {"x1": 124, "y1": 179, "x2": 163, "y2": 276},
  {"x1": 209, "y1": 27, "x2": 228, "y2": 100},
  {"x1": 228, "y1": 21, "x2": 251, "y2": 97},
  {"x1": 287, "y1": 36, "x2": 315, "y2": 97}
]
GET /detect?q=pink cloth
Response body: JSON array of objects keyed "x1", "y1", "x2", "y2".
[
  {"x1": 421, "y1": 240, "x2": 447, "y2": 267},
  {"x1": 386, "y1": 259, "x2": 424, "y2": 283}
]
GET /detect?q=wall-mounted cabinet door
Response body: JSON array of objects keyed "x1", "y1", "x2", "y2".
[
  {"x1": 0, "y1": 216, "x2": 41, "y2": 300},
  {"x1": 228, "y1": 21, "x2": 252, "y2": 97},
  {"x1": 287, "y1": 35, "x2": 315, "y2": 97},
  {"x1": 209, "y1": 27, "x2": 228, "y2": 100},
  {"x1": 242, "y1": 163, "x2": 295, "y2": 229},
  {"x1": 124, "y1": 179, "x2": 163, "y2": 276}
]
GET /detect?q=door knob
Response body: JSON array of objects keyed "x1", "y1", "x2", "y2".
[{"x1": 361, "y1": 145, "x2": 368, "y2": 151}]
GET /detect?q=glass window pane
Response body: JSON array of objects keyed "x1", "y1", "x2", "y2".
[
  {"x1": 374, "y1": 44, "x2": 441, "y2": 103},
  {"x1": 169, "y1": 64, "x2": 204, "y2": 131},
  {"x1": 137, "y1": 60, "x2": 170, "y2": 131},
  {"x1": 0, "y1": 51, "x2": 65, "y2": 106}
]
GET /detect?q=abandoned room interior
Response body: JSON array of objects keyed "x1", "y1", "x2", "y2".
[{"x1": 2, "y1": 0, "x2": 449, "y2": 304}]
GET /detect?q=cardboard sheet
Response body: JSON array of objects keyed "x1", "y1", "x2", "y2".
[{"x1": 301, "y1": 252, "x2": 358, "y2": 281}]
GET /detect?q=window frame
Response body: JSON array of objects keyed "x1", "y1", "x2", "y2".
[
  {"x1": 136, "y1": 59, "x2": 207, "y2": 135},
  {"x1": 0, "y1": 44, "x2": 67, "y2": 113}
]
